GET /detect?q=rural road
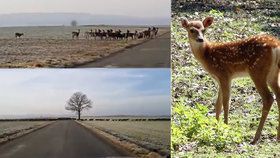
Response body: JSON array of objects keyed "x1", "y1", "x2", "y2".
[
  {"x1": 76, "y1": 32, "x2": 170, "y2": 68},
  {"x1": 0, "y1": 121, "x2": 132, "y2": 158}
]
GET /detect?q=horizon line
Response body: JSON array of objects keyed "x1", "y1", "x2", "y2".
[{"x1": 0, "y1": 12, "x2": 170, "y2": 19}]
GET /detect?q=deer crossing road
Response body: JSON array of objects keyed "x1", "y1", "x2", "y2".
[{"x1": 0, "y1": 121, "x2": 131, "y2": 158}]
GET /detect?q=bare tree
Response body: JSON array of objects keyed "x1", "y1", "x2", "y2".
[
  {"x1": 65, "y1": 92, "x2": 92, "y2": 120},
  {"x1": 71, "y1": 20, "x2": 78, "y2": 27}
]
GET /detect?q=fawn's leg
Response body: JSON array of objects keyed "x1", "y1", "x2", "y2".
[
  {"x1": 215, "y1": 88, "x2": 222, "y2": 120},
  {"x1": 278, "y1": 88, "x2": 280, "y2": 142},
  {"x1": 278, "y1": 93, "x2": 280, "y2": 141},
  {"x1": 269, "y1": 71, "x2": 280, "y2": 141},
  {"x1": 220, "y1": 79, "x2": 231, "y2": 124},
  {"x1": 250, "y1": 74, "x2": 273, "y2": 144}
]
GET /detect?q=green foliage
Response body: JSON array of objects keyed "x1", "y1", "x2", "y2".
[
  {"x1": 172, "y1": 100, "x2": 242, "y2": 152},
  {"x1": 209, "y1": 9, "x2": 224, "y2": 17}
]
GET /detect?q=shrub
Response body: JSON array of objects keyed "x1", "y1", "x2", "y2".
[{"x1": 172, "y1": 99, "x2": 243, "y2": 151}]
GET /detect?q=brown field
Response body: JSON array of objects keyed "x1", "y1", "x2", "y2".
[{"x1": 0, "y1": 26, "x2": 169, "y2": 68}]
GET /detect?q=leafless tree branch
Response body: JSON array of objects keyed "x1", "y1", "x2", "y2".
[{"x1": 65, "y1": 92, "x2": 93, "y2": 120}]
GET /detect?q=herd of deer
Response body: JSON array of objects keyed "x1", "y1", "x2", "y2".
[
  {"x1": 72, "y1": 27, "x2": 159, "y2": 40},
  {"x1": 13, "y1": 27, "x2": 159, "y2": 40}
]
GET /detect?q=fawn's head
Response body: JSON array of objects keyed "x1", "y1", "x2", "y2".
[{"x1": 181, "y1": 17, "x2": 214, "y2": 43}]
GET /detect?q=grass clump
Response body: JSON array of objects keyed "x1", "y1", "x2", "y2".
[{"x1": 172, "y1": 99, "x2": 242, "y2": 153}]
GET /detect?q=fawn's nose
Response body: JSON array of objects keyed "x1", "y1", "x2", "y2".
[
  {"x1": 197, "y1": 37, "x2": 204, "y2": 43},
  {"x1": 197, "y1": 32, "x2": 204, "y2": 43}
]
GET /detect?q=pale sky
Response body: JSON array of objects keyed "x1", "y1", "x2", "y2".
[
  {"x1": 0, "y1": 69, "x2": 170, "y2": 118},
  {"x1": 0, "y1": 0, "x2": 171, "y2": 18}
]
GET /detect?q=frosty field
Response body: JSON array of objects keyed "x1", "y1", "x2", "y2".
[
  {"x1": 0, "y1": 121, "x2": 51, "y2": 143},
  {"x1": 82, "y1": 120, "x2": 170, "y2": 155},
  {"x1": 0, "y1": 26, "x2": 169, "y2": 68}
]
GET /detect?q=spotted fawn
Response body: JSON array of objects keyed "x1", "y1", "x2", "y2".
[{"x1": 181, "y1": 17, "x2": 280, "y2": 144}]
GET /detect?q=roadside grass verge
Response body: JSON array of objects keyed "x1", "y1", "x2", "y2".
[
  {"x1": 0, "y1": 121, "x2": 54, "y2": 145},
  {"x1": 77, "y1": 120, "x2": 170, "y2": 157}
]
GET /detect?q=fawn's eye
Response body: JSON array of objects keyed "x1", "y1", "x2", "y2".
[{"x1": 190, "y1": 29, "x2": 196, "y2": 33}]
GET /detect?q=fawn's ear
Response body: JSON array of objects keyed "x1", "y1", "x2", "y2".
[
  {"x1": 181, "y1": 18, "x2": 189, "y2": 28},
  {"x1": 203, "y1": 17, "x2": 214, "y2": 28}
]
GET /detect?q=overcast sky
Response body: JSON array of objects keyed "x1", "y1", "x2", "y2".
[
  {"x1": 0, "y1": 69, "x2": 170, "y2": 118},
  {"x1": 0, "y1": 0, "x2": 171, "y2": 18}
]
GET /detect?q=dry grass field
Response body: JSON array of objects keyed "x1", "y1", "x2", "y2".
[{"x1": 0, "y1": 26, "x2": 169, "y2": 68}]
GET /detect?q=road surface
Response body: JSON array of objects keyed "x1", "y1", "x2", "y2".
[
  {"x1": 0, "y1": 121, "x2": 132, "y2": 158},
  {"x1": 76, "y1": 32, "x2": 170, "y2": 68}
]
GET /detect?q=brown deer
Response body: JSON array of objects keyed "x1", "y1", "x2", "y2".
[
  {"x1": 15, "y1": 32, "x2": 24, "y2": 38},
  {"x1": 181, "y1": 17, "x2": 280, "y2": 144},
  {"x1": 151, "y1": 27, "x2": 159, "y2": 39},
  {"x1": 125, "y1": 30, "x2": 135, "y2": 40},
  {"x1": 143, "y1": 27, "x2": 151, "y2": 38},
  {"x1": 84, "y1": 29, "x2": 93, "y2": 39},
  {"x1": 72, "y1": 29, "x2": 80, "y2": 39}
]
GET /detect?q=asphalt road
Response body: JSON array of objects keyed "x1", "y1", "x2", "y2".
[
  {"x1": 0, "y1": 121, "x2": 132, "y2": 158},
  {"x1": 76, "y1": 32, "x2": 170, "y2": 68}
]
